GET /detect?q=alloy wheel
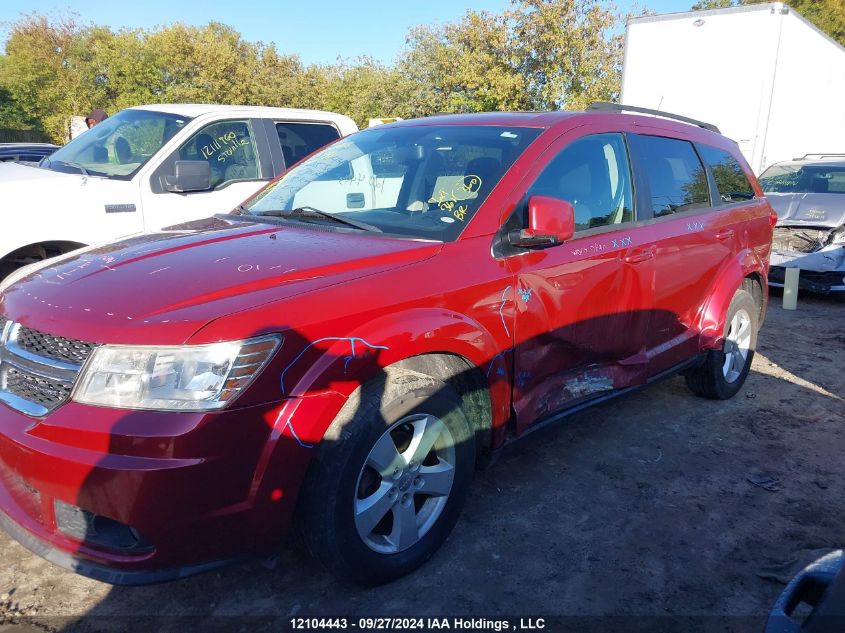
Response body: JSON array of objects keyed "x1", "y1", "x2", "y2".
[{"x1": 354, "y1": 413, "x2": 456, "y2": 554}]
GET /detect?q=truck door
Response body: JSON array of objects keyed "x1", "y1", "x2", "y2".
[
  {"x1": 141, "y1": 119, "x2": 272, "y2": 230},
  {"x1": 506, "y1": 128, "x2": 656, "y2": 434}
]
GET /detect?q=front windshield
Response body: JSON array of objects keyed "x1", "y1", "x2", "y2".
[
  {"x1": 759, "y1": 164, "x2": 845, "y2": 194},
  {"x1": 42, "y1": 109, "x2": 191, "y2": 179},
  {"x1": 245, "y1": 125, "x2": 543, "y2": 241}
]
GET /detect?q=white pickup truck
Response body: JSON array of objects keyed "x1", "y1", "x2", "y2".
[{"x1": 0, "y1": 104, "x2": 358, "y2": 276}]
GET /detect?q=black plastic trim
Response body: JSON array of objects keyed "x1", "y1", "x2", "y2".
[{"x1": 0, "y1": 510, "x2": 244, "y2": 586}]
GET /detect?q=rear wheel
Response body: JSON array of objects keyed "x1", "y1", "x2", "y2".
[
  {"x1": 300, "y1": 368, "x2": 475, "y2": 585},
  {"x1": 685, "y1": 288, "x2": 758, "y2": 400}
]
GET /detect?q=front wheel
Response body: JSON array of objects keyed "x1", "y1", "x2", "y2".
[
  {"x1": 685, "y1": 288, "x2": 758, "y2": 400},
  {"x1": 300, "y1": 368, "x2": 475, "y2": 585}
]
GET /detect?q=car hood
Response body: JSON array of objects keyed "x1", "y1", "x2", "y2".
[
  {"x1": 0, "y1": 216, "x2": 441, "y2": 345},
  {"x1": 0, "y1": 160, "x2": 84, "y2": 186},
  {"x1": 767, "y1": 192, "x2": 845, "y2": 228}
]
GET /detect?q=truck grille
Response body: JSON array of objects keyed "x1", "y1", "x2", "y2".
[
  {"x1": 772, "y1": 226, "x2": 833, "y2": 254},
  {"x1": 0, "y1": 320, "x2": 98, "y2": 417}
]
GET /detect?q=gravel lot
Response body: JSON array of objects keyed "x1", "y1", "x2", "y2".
[{"x1": 0, "y1": 291, "x2": 843, "y2": 633}]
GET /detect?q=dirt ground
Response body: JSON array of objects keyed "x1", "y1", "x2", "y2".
[{"x1": 0, "y1": 291, "x2": 843, "y2": 633}]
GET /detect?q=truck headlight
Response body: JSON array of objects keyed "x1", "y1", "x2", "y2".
[{"x1": 73, "y1": 336, "x2": 280, "y2": 411}]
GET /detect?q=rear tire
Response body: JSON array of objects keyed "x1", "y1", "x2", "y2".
[
  {"x1": 685, "y1": 288, "x2": 758, "y2": 400},
  {"x1": 300, "y1": 368, "x2": 475, "y2": 585}
]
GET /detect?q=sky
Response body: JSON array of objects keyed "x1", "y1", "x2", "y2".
[{"x1": 0, "y1": 0, "x2": 696, "y2": 66}]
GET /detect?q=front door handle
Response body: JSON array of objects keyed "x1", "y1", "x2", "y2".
[
  {"x1": 716, "y1": 228, "x2": 735, "y2": 240},
  {"x1": 623, "y1": 247, "x2": 656, "y2": 264}
]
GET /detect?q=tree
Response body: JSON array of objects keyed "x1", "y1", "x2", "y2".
[{"x1": 398, "y1": 0, "x2": 625, "y2": 115}]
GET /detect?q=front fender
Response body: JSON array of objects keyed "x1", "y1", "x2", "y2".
[
  {"x1": 696, "y1": 247, "x2": 766, "y2": 350},
  {"x1": 281, "y1": 307, "x2": 509, "y2": 424}
]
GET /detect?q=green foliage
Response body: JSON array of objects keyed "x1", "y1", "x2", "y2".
[{"x1": 0, "y1": 3, "x2": 626, "y2": 142}]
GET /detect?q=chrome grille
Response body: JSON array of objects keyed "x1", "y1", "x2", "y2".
[
  {"x1": 5, "y1": 367, "x2": 72, "y2": 408},
  {"x1": 0, "y1": 321, "x2": 97, "y2": 416},
  {"x1": 15, "y1": 325, "x2": 96, "y2": 366}
]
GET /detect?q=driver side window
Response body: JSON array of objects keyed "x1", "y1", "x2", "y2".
[
  {"x1": 529, "y1": 133, "x2": 634, "y2": 231},
  {"x1": 179, "y1": 120, "x2": 259, "y2": 189}
]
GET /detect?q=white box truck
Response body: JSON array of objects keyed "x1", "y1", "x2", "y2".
[{"x1": 621, "y1": 2, "x2": 845, "y2": 175}]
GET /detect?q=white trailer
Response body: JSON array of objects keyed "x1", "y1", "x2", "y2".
[{"x1": 621, "y1": 2, "x2": 845, "y2": 174}]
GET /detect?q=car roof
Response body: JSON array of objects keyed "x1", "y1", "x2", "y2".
[
  {"x1": 0, "y1": 143, "x2": 59, "y2": 149},
  {"x1": 387, "y1": 111, "x2": 578, "y2": 129},
  {"x1": 127, "y1": 103, "x2": 355, "y2": 125},
  {"x1": 771, "y1": 159, "x2": 845, "y2": 169},
  {"x1": 383, "y1": 110, "x2": 726, "y2": 139}
]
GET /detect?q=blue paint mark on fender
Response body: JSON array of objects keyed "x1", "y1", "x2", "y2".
[
  {"x1": 280, "y1": 337, "x2": 389, "y2": 394},
  {"x1": 499, "y1": 286, "x2": 512, "y2": 337},
  {"x1": 518, "y1": 287, "x2": 533, "y2": 303},
  {"x1": 284, "y1": 420, "x2": 315, "y2": 449}
]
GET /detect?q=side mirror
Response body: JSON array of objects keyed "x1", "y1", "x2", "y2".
[
  {"x1": 508, "y1": 195, "x2": 575, "y2": 248},
  {"x1": 162, "y1": 161, "x2": 212, "y2": 193}
]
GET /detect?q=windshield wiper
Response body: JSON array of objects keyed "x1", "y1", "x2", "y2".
[
  {"x1": 260, "y1": 206, "x2": 382, "y2": 233},
  {"x1": 58, "y1": 161, "x2": 90, "y2": 177}
]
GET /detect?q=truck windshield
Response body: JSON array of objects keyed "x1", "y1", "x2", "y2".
[
  {"x1": 41, "y1": 109, "x2": 191, "y2": 179},
  {"x1": 245, "y1": 125, "x2": 542, "y2": 241},
  {"x1": 759, "y1": 164, "x2": 845, "y2": 195}
]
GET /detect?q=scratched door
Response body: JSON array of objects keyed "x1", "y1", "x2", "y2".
[
  {"x1": 626, "y1": 134, "x2": 729, "y2": 375},
  {"x1": 507, "y1": 130, "x2": 657, "y2": 433}
]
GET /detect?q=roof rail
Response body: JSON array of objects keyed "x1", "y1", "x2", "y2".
[
  {"x1": 795, "y1": 153, "x2": 845, "y2": 160},
  {"x1": 586, "y1": 102, "x2": 721, "y2": 134}
]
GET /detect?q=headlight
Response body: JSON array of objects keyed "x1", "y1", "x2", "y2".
[
  {"x1": 831, "y1": 227, "x2": 845, "y2": 245},
  {"x1": 73, "y1": 336, "x2": 280, "y2": 411}
]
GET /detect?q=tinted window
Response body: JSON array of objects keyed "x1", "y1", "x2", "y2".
[
  {"x1": 179, "y1": 120, "x2": 259, "y2": 188},
  {"x1": 276, "y1": 122, "x2": 341, "y2": 167},
  {"x1": 759, "y1": 164, "x2": 845, "y2": 194},
  {"x1": 529, "y1": 133, "x2": 634, "y2": 230},
  {"x1": 698, "y1": 145, "x2": 755, "y2": 203},
  {"x1": 247, "y1": 125, "x2": 542, "y2": 242},
  {"x1": 636, "y1": 135, "x2": 710, "y2": 216}
]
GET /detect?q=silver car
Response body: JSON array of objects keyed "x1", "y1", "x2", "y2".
[{"x1": 760, "y1": 154, "x2": 845, "y2": 293}]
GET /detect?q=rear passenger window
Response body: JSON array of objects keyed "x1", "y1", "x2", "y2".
[
  {"x1": 529, "y1": 133, "x2": 634, "y2": 231},
  {"x1": 635, "y1": 135, "x2": 710, "y2": 217},
  {"x1": 697, "y1": 145, "x2": 755, "y2": 203},
  {"x1": 276, "y1": 122, "x2": 341, "y2": 168}
]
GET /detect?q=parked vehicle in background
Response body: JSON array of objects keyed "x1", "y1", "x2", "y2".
[
  {"x1": 622, "y1": 3, "x2": 845, "y2": 174},
  {"x1": 0, "y1": 104, "x2": 774, "y2": 586},
  {"x1": 0, "y1": 143, "x2": 59, "y2": 165},
  {"x1": 0, "y1": 104, "x2": 357, "y2": 278},
  {"x1": 760, "y1": 155, "x2": 845, "y2": 293}
]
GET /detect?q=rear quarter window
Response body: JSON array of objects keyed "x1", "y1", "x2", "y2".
[{"x1": 697, "y1": 145, "x2": 755, "y2": 203}]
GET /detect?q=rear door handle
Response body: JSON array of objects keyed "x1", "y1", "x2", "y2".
[
  {"x1": 623, "y1": 247, "x2": 655, "y2": 264},
  {"x1": 716, "y1": 228, "x2": 735, "y2": 240}
]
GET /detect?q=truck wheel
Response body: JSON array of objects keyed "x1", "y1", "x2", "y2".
[
  {"x1": 685, "y1": 288, "x2": 758, "y2": 400},
  {"x1": 300, "y1": 368, "x2": 475, "y2": 585}
]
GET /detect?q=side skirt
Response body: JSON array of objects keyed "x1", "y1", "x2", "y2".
[{"x1": 494, "y1": 354, "x2": 706, "y2": 457}]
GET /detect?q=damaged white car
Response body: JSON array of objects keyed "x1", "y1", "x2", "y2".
[{"x1": 760, "y1": 155, "x2": 845, "y2": 293}]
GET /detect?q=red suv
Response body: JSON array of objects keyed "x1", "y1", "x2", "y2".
[{"x1": 0, "y1": 104, "x2": 775, "y2": 585}]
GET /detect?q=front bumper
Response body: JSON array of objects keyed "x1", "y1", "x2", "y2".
[
  {"x1": 0, "y1": 395, "x2": 323, "y2": 583},
  {"x1": 768, "y1": 266, "x2": 845, "y2": 294}
]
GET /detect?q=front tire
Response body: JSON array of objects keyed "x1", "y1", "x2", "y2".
[
  {"x1": 685, "y1": 288, "x2": 758, "y2": 400},
  {"x1": 300, "y1": 368, "x2": 475, "y2": 585}
]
